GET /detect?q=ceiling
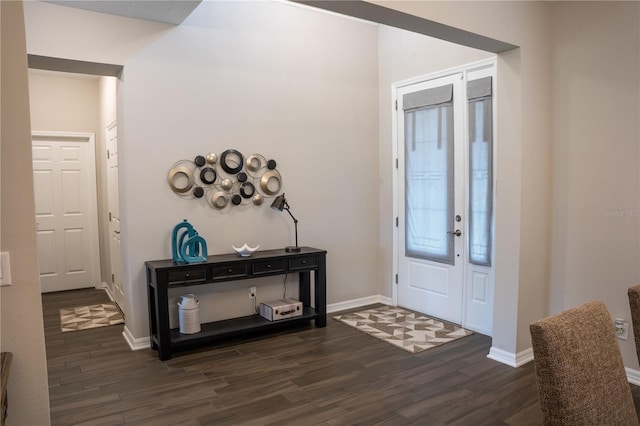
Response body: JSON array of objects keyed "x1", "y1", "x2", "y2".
[
  {"x1": 44, "y1": 0, "x2": 202, "y2": 25},
  {"x1": 42, "y1": 1, "x2": 514, "y2": 53}
]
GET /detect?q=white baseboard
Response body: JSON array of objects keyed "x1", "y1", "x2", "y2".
[
  {"x1": 101, "y1": 282, "x2": 115, "y2": 303},
  {"x1": 627, "y1": 367, "x2": 640, "y2": 385},
  {"x1": 486, "y1": 347, "x2": 640, "y2": 385},
  {"x1": 123, "y1": 326, "x2": 150, "y2": 351},
  {"x1": 487, "y1": 346, "x2": 534, "y2": 368},
  {"x1": 327, "y1": 294, "x2": 393, "y2": 314}
]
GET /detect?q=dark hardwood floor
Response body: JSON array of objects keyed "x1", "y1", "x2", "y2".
[{"x1": 41, "y1": 289, "x2": 638, "y2": 425}]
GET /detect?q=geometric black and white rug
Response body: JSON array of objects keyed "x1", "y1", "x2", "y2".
[
  {"x1": 60, "y1": 303, "x2": 124, "y2": 332},
  {"x1": 334, "y1": 305, "x2": 473, "y2": 354}
]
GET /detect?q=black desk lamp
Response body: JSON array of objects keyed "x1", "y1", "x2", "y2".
[{"x1": 271, "y1": 193, "x2": 301, "y2": 252}]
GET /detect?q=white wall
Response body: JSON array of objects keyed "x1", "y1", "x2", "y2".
[
  {"x1": 549, "y1": 2, "x2": 640, "y2": 367},
  {"x1": 23, "y1": 0, "x2": 549, "y2": 363},
  {"x1": 0, "y1": 1, "x2": 51, "y2": 424},
  {"x1": 119, "y1": 1, "x2": 380, "y2": 335},
  {"x1": 371, "y1": 1, "x2": 553, "y2": 359},
  {"x1": 24, "y1": 0, "x2": 381, "y2": 338},
  {"x1": 376, "y1": 1, "x2": 640, "y2": 366},
  {"x1": 28, "y1": 71, "x2": 100, "y2": 133},
  {"x1": 23, "y1": 1, "x2": 174, "y2": 65},
  {"x1": 21, "y1": 0, "x2": 640, "y2": 371}
]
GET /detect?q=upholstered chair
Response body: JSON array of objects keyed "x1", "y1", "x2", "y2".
[
  {"x1": 530, "y1": 301, "x2": 639, "y2": 426},
  {"x1": 628, "y1": 286, "x2": 640, "y2": 364}
]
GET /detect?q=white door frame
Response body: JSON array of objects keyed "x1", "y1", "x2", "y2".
[
  {"x1": 391, "y1": 58, "x2": 497, "y2": 334},
  {"x1": 106, "y1": 120, "x2": 125, "y2": 311},
  {"x1": 32, "y1": 130, "x2": 101, "y2": 291}
]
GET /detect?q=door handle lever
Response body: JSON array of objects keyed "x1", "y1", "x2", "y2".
[{"x1": 447, "y1": 230, "x2": 462, "y2": 237}]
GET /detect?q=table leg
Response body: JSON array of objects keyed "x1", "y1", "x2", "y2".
[
  {"x1": 315, "y1": 254, "x2": 327, "y2": 327},
  {"x1": 147, "y1": 285, "x2": 158, "y2": 351},
  {"x1": 156, "y1": 281, "x2": 172, "y2": 361},
  {"x1": 299, "y1": 271, "x2": 311, "y2": 307}
]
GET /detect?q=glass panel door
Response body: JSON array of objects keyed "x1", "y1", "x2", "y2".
[{"x1": 405, "y1": 99, "x2": 454, "y2": 264}]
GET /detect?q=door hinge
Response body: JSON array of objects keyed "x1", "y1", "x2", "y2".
[
  {"x1": 107, "y1": 149, "x2": 110, "y2": 160},
  {"x1": 395, "y1": 158, "x2": 398, "y2": 169},
  {"x1": 111, "y1": 273, "x2": 115, "y2": 284},
  {"x1": 395, "y1": 100, "x2": 398, "y2": 111},
  {"x1": 395, "y1": 217, "x2": 398, "y2": 227},
  {"x1": 109, "y1": 212, "x2": 112, "y2": 222},
  {"x1": 395, "y1": 274, "x2": 398, "y2": 284}
]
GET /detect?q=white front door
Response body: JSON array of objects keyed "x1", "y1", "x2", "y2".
[
  {"x1": 32, "y1": 132, "x2": 100, "y2": 293},
  {"x1": 107, "y1": 122, "x2": 125, "y2": 312},
  {"x1": 395, "y1": 61, "x2": 495, "y2": 334},
  {"x1": 397, "y1": 73, "x2": 465, "y2": 324}
]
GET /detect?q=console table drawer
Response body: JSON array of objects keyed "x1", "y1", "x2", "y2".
[
  {"x1": 289, "y1": 255, "x2": 318, "y2": 270},
  {"x1": 211, "y1": 264, "x2": 249, "y2": 280},
  {"x1": 252, "y1": 259, "x2": 285, "y2": 275},
  {"x1": 168, "y1": 267, "x2": 207, "y2": 284}
]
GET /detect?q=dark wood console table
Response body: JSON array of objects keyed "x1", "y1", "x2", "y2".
[{"x1": 146, "y1": 247, "x2": 326, "y2": 360}]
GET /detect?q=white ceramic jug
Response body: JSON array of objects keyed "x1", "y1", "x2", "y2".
[{"x1": 177, "y1": 294, "x2": 200, "y2": 334}]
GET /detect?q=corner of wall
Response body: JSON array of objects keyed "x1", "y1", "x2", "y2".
[{"x1": 1, "y1": 1, "x2": 52, "y2": 424}]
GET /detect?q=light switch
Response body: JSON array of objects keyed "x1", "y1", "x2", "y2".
[{"x1": 0, "y1": 252, "x2": 12, "y2": 286}]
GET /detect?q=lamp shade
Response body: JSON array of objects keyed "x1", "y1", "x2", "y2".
[
  {"x1": 271, "y1": 193, "x2": 286, "y2": 211},
  {"x1": 270, "y1": 193, "x2": 301, "y2": 252}
]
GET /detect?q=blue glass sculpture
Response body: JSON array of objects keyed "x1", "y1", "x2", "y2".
[{"x1": 171, "y1": 219, "x2": 207, "y2": 264}]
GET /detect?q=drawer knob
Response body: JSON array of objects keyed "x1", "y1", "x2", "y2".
[
  {"x1": 185, "y1": 273, "x2": 190, "y2": 278},
  {"x1": 302, "y1": 260, "x2": 306, "y2": 264},
  {"x1": 267, "y1": 264, "x2": 271, "y2": 268},
  {"x1": 228, "y1": 268, "x2": 233, "y2": 273}
]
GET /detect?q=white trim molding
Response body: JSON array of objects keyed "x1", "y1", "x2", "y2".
[
  {"x1": 327, "y1": 295, "x2": 393, "y2": 314},
  {"x1": 486, "y1": 347, "x2": 640, "y2": 385},
  {"x1": 123, "y1": 327, "x2": 150, "y2": 351},
  {"x1": 101, "y1": 282, "x2": 115, "y2": 302},
  {"x1": 487, "y1": 346, "x2": 534, "y2": 368},
  {"x1": 626, "y1": 367, "x2": 640, "y2": 386}
]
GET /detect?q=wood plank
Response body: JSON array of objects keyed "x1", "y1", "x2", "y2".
[{"x1": 41, "y1": 289, "x2": 640, "y2": 425}]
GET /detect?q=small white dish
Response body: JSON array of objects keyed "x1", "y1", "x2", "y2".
[{"x1": 232, "y1": 243, "x2": 260, "y2": 257}]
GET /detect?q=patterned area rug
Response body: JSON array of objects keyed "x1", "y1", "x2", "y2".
[
  {"x1": 60, "y1": 303, "x2": 124, "y2": 332},
  {"x1": 334, "y1": 306, "x2": 473, "y2": 354}
]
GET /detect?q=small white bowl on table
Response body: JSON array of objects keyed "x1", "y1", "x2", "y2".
[{"x1": 232, "y1": 244, "x2": 259, "y2": 257}]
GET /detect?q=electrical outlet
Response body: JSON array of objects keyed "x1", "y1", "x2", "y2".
[
  {"x1": 615, "y1": 318, "x2": 629, "y2": 340},
  {"x1": 249, "y1": 286, "x2": 256, "y2": 300}
]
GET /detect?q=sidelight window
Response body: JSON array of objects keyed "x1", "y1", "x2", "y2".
[{"x1": 467, "y1": 77, "x2": 493, "y2": 266}]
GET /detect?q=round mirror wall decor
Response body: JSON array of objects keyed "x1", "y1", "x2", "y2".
[{"x1": 167, "y1": 150, "x2": 283, "y2": 210}]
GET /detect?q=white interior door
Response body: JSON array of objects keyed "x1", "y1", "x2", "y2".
[
  {"x1": 395, "y1": 61, "x2": 495, "y2": 334},
  {"x1": 107, "y1": 122, "x2": 125, "y2": 312},
  {"x1": 32, "y1": 132, "x2": 100, "y2": 293}
]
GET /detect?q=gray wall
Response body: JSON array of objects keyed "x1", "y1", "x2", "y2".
[
  {"x1": 549, "y1": 1, "x2": 640, "y2": 368},
  {"x1": 18, "y1": 0, "x2": 640, "y2": 370},
  {"x1": 118, "y1": 1, "x2": 381, "y2": 334},
  {"x1": 0, "y1": 1, "x2": 51, "y2": 424}
]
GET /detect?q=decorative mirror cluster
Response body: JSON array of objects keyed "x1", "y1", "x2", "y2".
[{"x1": 167, "y1": 149, "x2": 283, "y2": 209}]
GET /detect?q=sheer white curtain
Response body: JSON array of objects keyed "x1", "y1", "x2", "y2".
[
  {"x1": 468, "y1": 77, "x2": 493, "y2": 266},
  {"x1": 404, "y1": 85, "x2": 454, "y2": 264}
]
